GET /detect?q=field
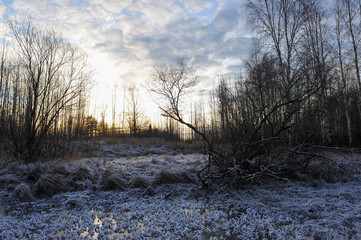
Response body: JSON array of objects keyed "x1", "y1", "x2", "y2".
[{"x1": 0, "y1": 141, "x2": 361, "y2": 239}]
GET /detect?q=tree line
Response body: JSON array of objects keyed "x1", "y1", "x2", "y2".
[
  {"x1": 149, "y1": 0, "x2": 361, "y2": 185},
  {"x1": 166, "y1": 0, "x2": 361, "y2": 147},
  {"x1": 0, "y1": 16, "x2": 181, "y2": 162},
  {"x1": 2, "y1": 0, "x2": 361, "y2": 172},
  {"x1": 0, "y1": 17, "x2": 92, "y2": 161}
]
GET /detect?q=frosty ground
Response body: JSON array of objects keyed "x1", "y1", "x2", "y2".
[{"x1": 0, "y1": 141, "x2": 361, "y2": 239}]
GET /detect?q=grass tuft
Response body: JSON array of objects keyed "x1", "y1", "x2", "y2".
[
  {"x1": 154, "y1": 169, "x2": 182, "y2": 185},
  {"x1": 129, "y1": 174, "x2": 149, "y2": 188},
  {"x1": 72, "y1": 166, "x2": 95, "y2": 182},
  {"x1": 64, "y1": 198, "x2": 87, "y2": 209},
  {"x1": 153, "y1": 169, "x2": 196, "y2": 185},
  {"x1": 70, "y1": 179, "x2": 93, "y2": 191},
  {"x1": 99, "y1": 169, "x2": 127, "y2": 190},
  {"x1": 24, "y1": 164, "x2": 44, "y2": 183},
  {"x1": 51, "y1": 164, "x2": 72, "y2": 176},
  {"x1": 178, "y1": 172, "x2": 196, "y2": 183},
  {"x1": 12, "y1": 183, "x2": 35, "y2": 202},
  {"x1": 33, "y1": 174, "x2": 69, "y2": 197}
]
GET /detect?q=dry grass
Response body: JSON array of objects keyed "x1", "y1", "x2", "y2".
[
  {"x1": 94, "y1": 137, "x2": 204, "y2": 152},
  {"x1": 24, "y1": 164, "x2": 44, "y2": 183},
  {"x1": 303, "y1": 158, "x2": 351, "y2": 183},
  {"x1": 51, "y1": 137, "x2": 206, "y2": 160},
  {"x1": 153, "y1": 169, "x2": 182, "y2": 185},
  {"x1": 166, "y1": 140, "x2": 206, "y2": 154},
  {"x1": 64, "y1": 198, "x2": 87, "y2": 209},
  {"x1": 153, "y1": 169, "x2": 195, "y2": 185},
  {"x1": 128, "y1": 174, "x2": 149, "y2": 188},
  {"x1": 12, "y1": 183, "x2": 35, "y2": 202},
  {"x1": 177, "y1": 172, "x2": 196, "y2": 183},
  {"x1": 101, "y1": 175, "x2": 127, "y2": 190},
  {"x1": 71, "y1": 179, "x2": 94, "y2": 191},
  {"x1": 153, "y1": 169, "x2": 197, "y2": 185},
  {"x1": 71, "y1": 166, "x2": 95, "y2": 182},
  {"x1": 117, "y1": 137, "x2": 167, "y2": 146},
  {"x1": 33, "y1": 174, "x2": 69, "y2": 197},
  {"x1": 0, "y1": 174, "x2": 20, "y2": 190},
  {"x1": 99, "y1": 169, "x2": 127, "y2": 190},
  {"x1": 51, "y1": 164, "x2": 72, "y2": 176}
]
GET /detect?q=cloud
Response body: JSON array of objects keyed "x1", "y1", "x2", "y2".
[
  {"x1": 213, "y1": 8, "x2": 239, "y2": 30},
  {"x1": 0, "y1": 3, "x2": 6, "y2": 19},
  {"x1": 133, "y1": 1, "x2": 184, "y2": 27},
  {"x1": 4, "y1": 0, "x2": 252, "y2": 117},
  {"x1": 92, "y1": 0, "x2": 133, "y2": 14}
]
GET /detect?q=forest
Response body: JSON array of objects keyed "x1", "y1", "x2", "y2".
[{"x1": 1, "y1": 0, "x2": 361, "y2": 239}]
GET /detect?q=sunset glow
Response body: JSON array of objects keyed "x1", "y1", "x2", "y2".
[{"x1": 0, "y1": 0, "x2": 251, "y2": 124}]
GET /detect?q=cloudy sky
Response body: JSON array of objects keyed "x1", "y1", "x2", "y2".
[{"x1": 0, "y1": 0, "x2": 252, "y2": 122}]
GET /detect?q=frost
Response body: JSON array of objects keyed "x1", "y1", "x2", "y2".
[{"x1": 0, "y1": 144, "x2": 361, "y2": 239}]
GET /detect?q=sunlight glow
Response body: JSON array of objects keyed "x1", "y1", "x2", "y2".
[{"x1": 1, "y1": 0, "x2": 251, "y2": 127}]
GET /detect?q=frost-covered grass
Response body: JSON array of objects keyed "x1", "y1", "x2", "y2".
[
  {"x1": 0, "y1": 143, "x2": 361, "y2": 239},
  {"x1": 1, "y1": 181, "x2": 361, "y2": 239},
  {"x1": 65, "y1": 138, "x2": 205, "y2": 159},
  {"x1": 0, "y1": 153, "x2": 203, "y2": 197}
]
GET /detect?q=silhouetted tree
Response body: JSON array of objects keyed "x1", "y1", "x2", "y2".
[
  {"x1": 8, "y1": 16, "x2": 92, "y2": 161},
  {"x1": 148, "y1": 59, "x2": 211, "y2": 145},
  {"x1": 126, "y1": 85, "x2": 147, "y2": 136}
]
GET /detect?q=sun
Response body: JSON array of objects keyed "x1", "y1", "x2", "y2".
[{"x1": 87, "y1": 51, "x2": 160, "y2": 126}]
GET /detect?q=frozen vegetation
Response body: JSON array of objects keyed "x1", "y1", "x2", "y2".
[{"x1": 0, "y1": 142, "x2": 361, "y2": 239}]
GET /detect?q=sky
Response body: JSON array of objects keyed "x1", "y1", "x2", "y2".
[{"x1": 0, "y1": 0, "x2": 252, "y2": 124}]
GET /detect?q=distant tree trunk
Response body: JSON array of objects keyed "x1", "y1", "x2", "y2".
[
  {"x1": 335, "y1": 1, "x2": 353, "y2": 145},
  {"x1": 344, "y1": 0, "x2": 361, "y2": 123},
  {"x1": 0, "y1": 43, "x2": 10, "y2": 137},
  {"x1": 126, "y1": 85, "x2": 145, "y2": 136}
]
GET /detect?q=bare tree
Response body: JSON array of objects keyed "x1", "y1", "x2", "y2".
[
  {"x1": 301, "y1": 0, "x2": 333, "y2": 144},
  {"x1": 148, "y1": 59, "x2": 211, "y2": 144},
  {"x1": 0, "y1": 39, "x2": 10, "y2": 137},
  {"x1": 111, "y1": 85, "x2": 117, "y2": 135},
  {"x1": 126, "y1": 85, "x2": 148, "y2": 136},
  {"x1": 344, "y1": 0, "x2": 361, "y2": 97},
  {"x1": 334, "y1": 0, "x2": 353, "y2": 145},
  {"x1": 246, "y1": 0, "x2": 308, "y2": 146},
  {"x1": 149, "y1": 59, "x2": 235, "y2": 186},
  {"x1": 98, "y1": 104, "x2": 110, "y2": 137},
  {"x1": 8, "y1": 16, "x2": 92, "y2": 162}
]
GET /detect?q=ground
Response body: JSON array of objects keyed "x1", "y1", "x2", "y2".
[{"x1": 0, "y1": 141, "x2": 360, "y2": 239}]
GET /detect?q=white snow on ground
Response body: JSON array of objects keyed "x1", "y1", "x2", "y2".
[{"x1": 0, "y1": 145, "x2": 361, "y2": 239}]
